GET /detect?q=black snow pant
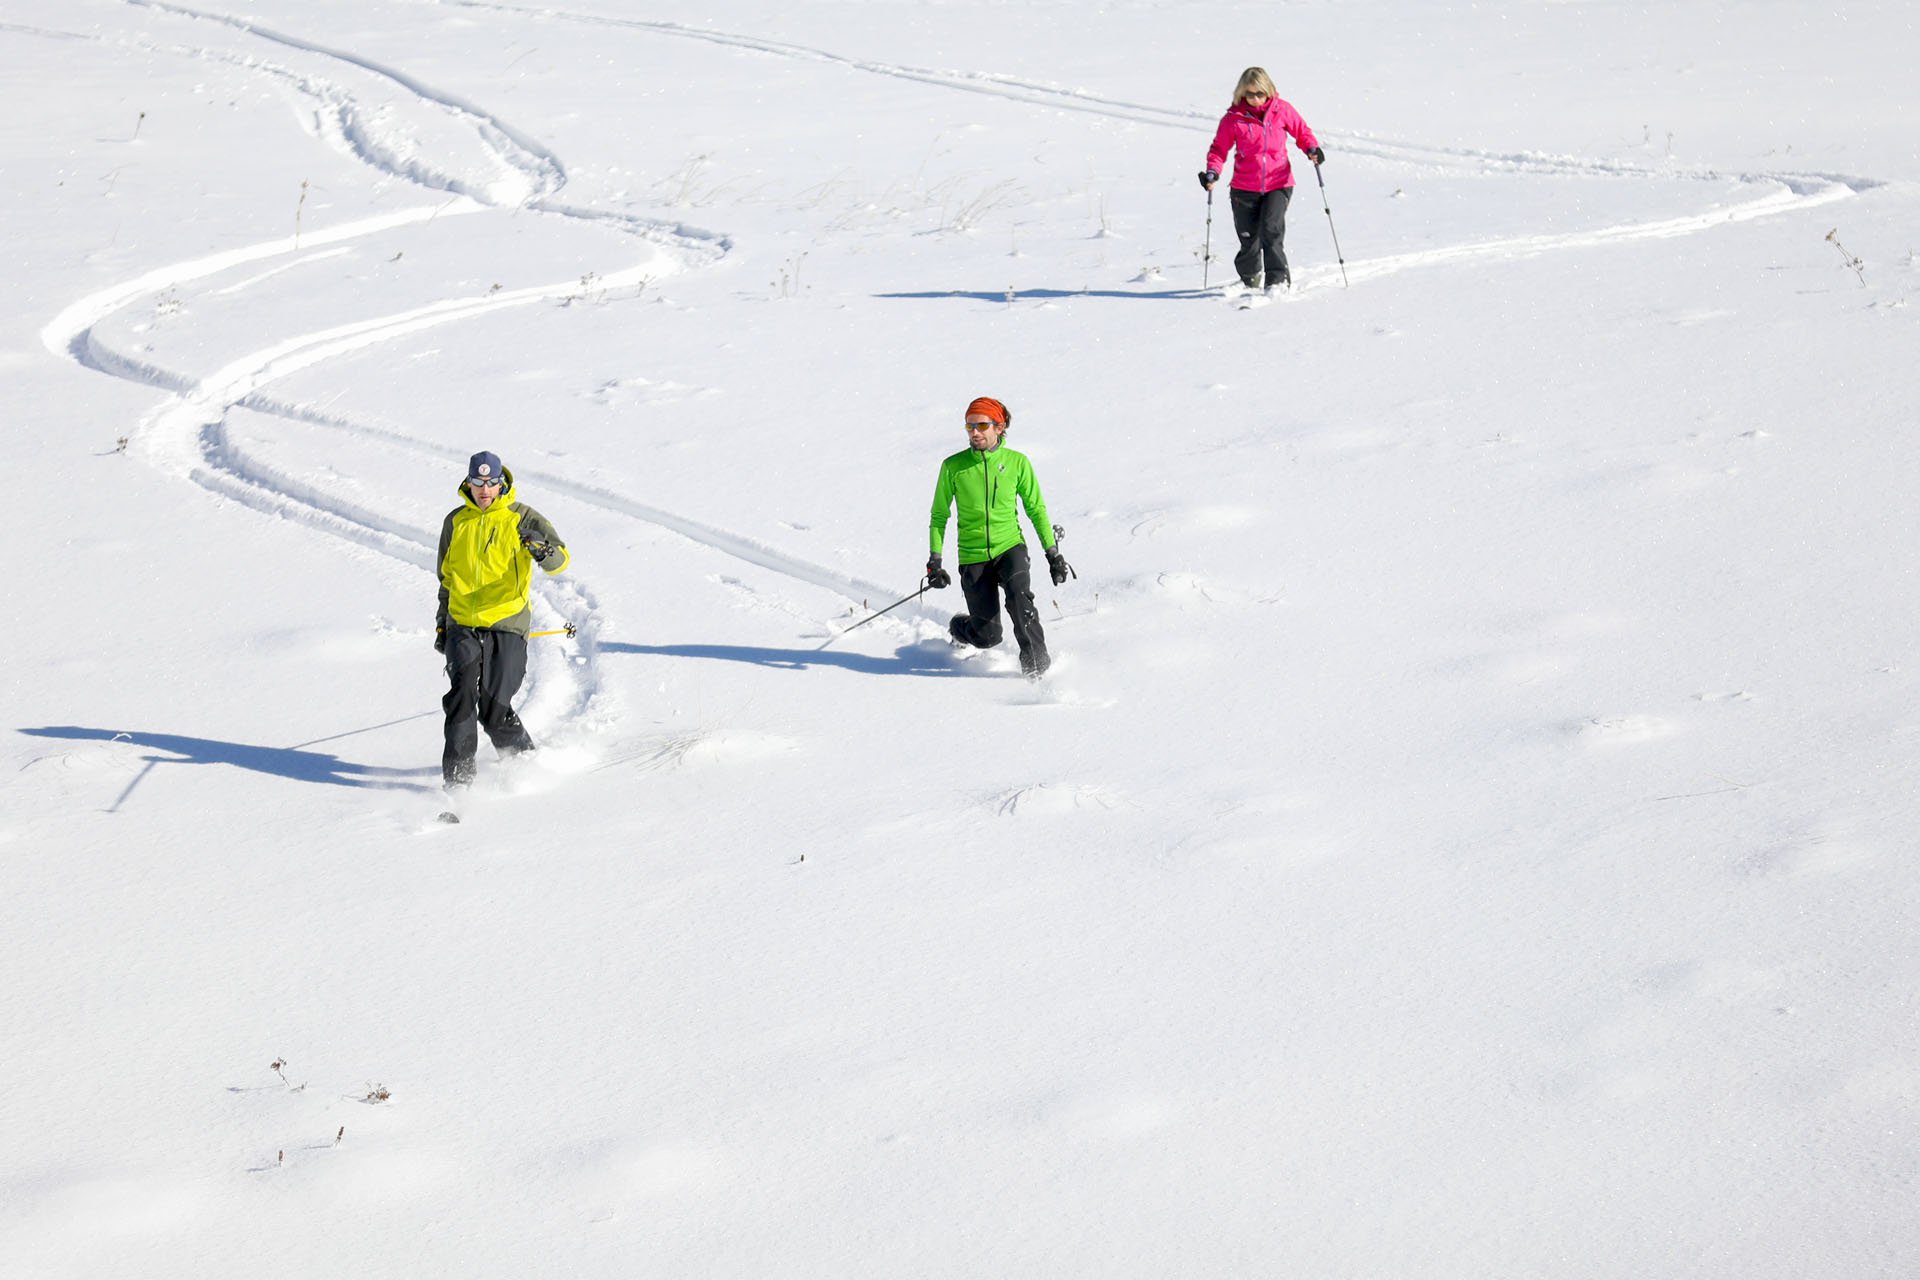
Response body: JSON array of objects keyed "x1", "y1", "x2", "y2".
[
  {"x1": 442, "y1": 624, "x2": 534, "y2": 786},
  {"x1": 950, "y1": 544, "x2": 1050, "y2": 676},
  {"x1": 1230, "y1": 186, "x2": 1293, "y2": 287}
]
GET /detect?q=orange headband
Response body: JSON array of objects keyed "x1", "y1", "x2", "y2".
[{"x1": 965, "y1": 396, "x2": 1009, "y2": 426}]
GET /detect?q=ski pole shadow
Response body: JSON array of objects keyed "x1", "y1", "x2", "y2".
[
  {"x1": 875, "y1": 286, "x2": 1217, "y2": 304},
  {"x1": 599, "y1": 639, "x2": 974, "y2": 677},
  {"x1": 19, "y1": 725, "x2": 442, "y2": 813}
]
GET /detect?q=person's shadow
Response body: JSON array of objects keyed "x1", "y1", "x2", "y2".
[
  {"x1": 600, "y1": 638, "x2": 973, "y2": 677},
  {"x1": 876, "y1": 286, "x2": 1215, "y2": 304},
  {"x1": 20, "y1": 725, "x2": 441, "y2": 812}
]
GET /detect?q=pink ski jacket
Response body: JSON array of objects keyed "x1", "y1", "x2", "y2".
[{"x1": 1206, "y1": 96, "x2": 1319, "y2": 193}]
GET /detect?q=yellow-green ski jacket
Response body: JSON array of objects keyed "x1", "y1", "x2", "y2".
[{"x1": 435, "y1": 471, "x2": 570, "y2": 635}]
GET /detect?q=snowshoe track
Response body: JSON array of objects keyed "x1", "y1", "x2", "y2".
[{"x1": 43, "y1": 1, "x2": 1880, "y2": 751}]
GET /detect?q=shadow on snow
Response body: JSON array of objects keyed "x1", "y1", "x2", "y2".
[
  {"x1": 874, "y1": 286, "x2": 1216, "y2": 304},
  {"x1": 600, "y1": 639, "x2": 977, "y2": 677},
  {"x1": 20, "y1": 724, "x2": 441, "y2": 812},
  {"x1": 20, "y1": 643, "x2": 998, "y2": 810}
]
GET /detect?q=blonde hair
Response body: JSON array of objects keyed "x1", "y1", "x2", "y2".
[{"x1": 1231, "y1": 67, "x2": 1277, "y2": 108}]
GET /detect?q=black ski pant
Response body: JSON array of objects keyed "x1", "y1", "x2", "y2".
[
  {"x1": 950, "y1": 544, "x2": 1049, "y2": 675},
  {"x1": 442, "y1": 624, "x2": 534, "y2": 785},
  {"x1": 1230, "y1": 186, "x2": 1293, "y2": 287}
]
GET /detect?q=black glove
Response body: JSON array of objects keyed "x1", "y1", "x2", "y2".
[
  {"x1": 924, "y1": 555, "x2": 951, "y2": 590},
  {"x1": 1198, "y1": 169, "x2": 1219, "y2": 191},
  {"x1": 433, "y1": 626, "x2": 447, "y2": 654},
  {"x1": 1046, "y1": 547, "x2": 1074, "y2": 586},
  {"x1": 1307, "y1": 146, "x2": 1325, "y2": 165},
  {"x1": 524, "y1": 538, "x2": 555, "y2": 564}
]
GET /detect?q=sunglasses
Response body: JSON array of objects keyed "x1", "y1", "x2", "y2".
[
  {"x1": 468, "y1": 477, "x2": 504, "y2": 489},
  {"x1": 1243, "y1": 91, "x2": 1270, "y2": 102},
  {"x1": 964, "y1": 421, "x2": 1000, "y2": 431}
]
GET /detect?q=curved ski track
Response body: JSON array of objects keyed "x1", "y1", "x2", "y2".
[
  {"x1": 39, "y1": 1, "x2": 1878, "y2": 751},
  {"x1": 440, "y1": 0, "x2": 1876, "y2": 201}
]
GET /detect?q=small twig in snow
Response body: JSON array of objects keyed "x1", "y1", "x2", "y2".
[{"x1": 1826, "y1": 228, "x2": 1866, "y2": 285}]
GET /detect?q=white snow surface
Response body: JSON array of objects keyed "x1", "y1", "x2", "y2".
[{"x1": 5, "y1": 1, "x2": 1918, "y2": 1275}]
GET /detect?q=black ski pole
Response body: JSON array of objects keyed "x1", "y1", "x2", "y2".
[
  {"x1": 816, "y1": 580, "x2": 931, "y2": 651},
  {"x1": 1313, "y1": 161, "x2": 1348, "y2": 288},
  {"x1": 1202, "y1": 184, "x2": 1215, "y2": 290}
]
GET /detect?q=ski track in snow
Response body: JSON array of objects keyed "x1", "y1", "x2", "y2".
[
  {"x1": 1, "y1": 20, "x2": 89, "y2": 41},
  {"x1": 125, "y1": 0, "x2": 564, "y2": 206},
  {"x1": 113, "y1": 0, "x2": 734, "y2": 249},
  {"x1": 436, "y1": 0, "x2": 1868, "y2": 294},
  {"x1": 441, "y1": 0, "x2": 1876, "y2": 201},
  {"x1": 40, "y1": 0, "x2": 726, "y2": 744},
  {"x1": 40, "y1": 0, "x2": 1878, "y2": 756}
]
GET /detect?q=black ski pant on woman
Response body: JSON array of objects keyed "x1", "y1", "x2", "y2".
[
  {"x1": 950, "y1": 544, "x2": 1050, "y2": 676},
  {"x1": 1230, "y1": 186, "x2": 1293, "y2": 287},
  {"x1": 442, "y1": 624, "x2": 534, "y2": 786}
]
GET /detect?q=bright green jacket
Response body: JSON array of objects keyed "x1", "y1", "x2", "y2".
[
  {"x1": 435, "y1": 471, "x2": 570, "y2": 634},
  {"x1": 929, "y1": 443, "x2": 1056, "y2": 565}
]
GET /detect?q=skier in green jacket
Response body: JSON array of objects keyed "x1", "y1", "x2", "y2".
[
  {"x1": 434, "y1": 450, "x2": 570, "y2": 788},
  {"x1": 926, "y1": 397, "x2": 1073, "y2": 679}
]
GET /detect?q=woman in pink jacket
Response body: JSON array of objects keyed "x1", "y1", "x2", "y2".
[{"x1": 1199, "y1": 67, "x2": 1324, "y2": 293}]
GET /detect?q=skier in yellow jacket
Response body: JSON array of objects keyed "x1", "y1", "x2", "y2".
[{"x1": 434, "y1": 450, "x2": 570, "y2": 788}]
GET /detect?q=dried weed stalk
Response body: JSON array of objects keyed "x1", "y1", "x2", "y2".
[{"x1": 1827, "y1": 228, "x2": 1866, "y2": 285}]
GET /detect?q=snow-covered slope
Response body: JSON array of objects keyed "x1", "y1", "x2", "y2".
[{"x1": 4, "y1": 2, "x2": 1917, "y2": 1275}]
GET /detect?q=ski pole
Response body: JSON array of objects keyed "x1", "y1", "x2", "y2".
[
  {"x1": 529, "y1": 622, "x2": 578, "y2": 639},
  {"x1": 816, "y1": 580, "x2": 930, "y2": 651},
  {"x1": 1202, "y1": 184, "x2": 1215, "y2": 290},
  {"x1": 1313, "y1": 161, "x2": 1348, "y2": 288}
]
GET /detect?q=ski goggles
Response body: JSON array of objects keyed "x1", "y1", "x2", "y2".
[{"x1": 467, "y1": 475, "x2": 504, "y2": 489}]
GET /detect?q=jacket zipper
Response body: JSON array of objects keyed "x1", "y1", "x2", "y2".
[
  {"x1": 981, "y1": 449, "x2": 993, "y2": 557},
  {"x1": 1239, "y1": 104, "x2": 1277, "y2": 191}
]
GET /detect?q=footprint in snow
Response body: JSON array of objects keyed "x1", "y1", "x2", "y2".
[
  {"x1": 993, "y1": 783, "x2": 1127, "y2": 817},
  {"x1": 1735, "y1": 834, "x2": 1875, "y2": 881},
  {"x1": 1575, "y1": 714, "x2": 1677, "y2": 744},
  {"x1": 581, "y1": 376, "x2": 714, "y2": 408},
  {"x1": 595, "y1": 730, "x2": 799, "y2": 774},
  {"x1": 1047, "y1": 1089, "x2": 1175, "y2": 1138}
]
